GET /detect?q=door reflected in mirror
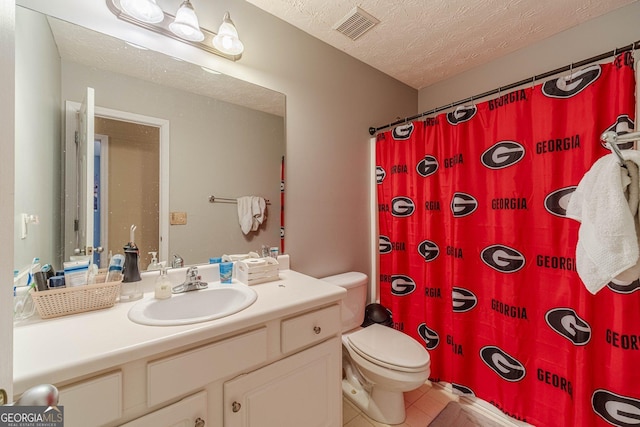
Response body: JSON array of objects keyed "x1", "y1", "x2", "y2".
[
  {"x1": 64, "y1": 97, "x2": 167, "y2": 269},
  {"x1": 93, "y1": 117, "x2": 160, "y2": 268}
]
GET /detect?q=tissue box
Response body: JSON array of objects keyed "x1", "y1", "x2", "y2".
[{"x1": 236, "y1": 257, "x2": 279, "y2": 286}]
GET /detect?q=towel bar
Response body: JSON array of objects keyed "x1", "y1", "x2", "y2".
[
  {"x1": 601, "y1": 130, "x2": 640, "y2": 166},
  {"x1": 209, "y1": 195, "x2": 271, "y2": 205}
]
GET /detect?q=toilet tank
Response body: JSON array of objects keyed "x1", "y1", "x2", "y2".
[{"x1": 320, "y1": 272, "x2": 368, "y2": 332}]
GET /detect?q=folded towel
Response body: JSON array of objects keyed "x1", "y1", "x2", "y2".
[
  {"x1": 566, "y1": 151, "x2": 640, "y2": 294},
  {"x1": 237, "y1": 196, "x2": 254, "y2": 234},
  {"x1": 237, "y1": 196, "x2": 267, "y2": 235},
  {"x1": 251, "y1": 197, "x2": 267, "y2": 231}
]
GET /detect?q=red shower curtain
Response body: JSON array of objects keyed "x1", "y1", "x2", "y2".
[{"x1": 376, "y1": 54, "x2": 639, "y2": 426}]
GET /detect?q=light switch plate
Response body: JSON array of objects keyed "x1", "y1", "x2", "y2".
[{"x1": 170, "y1": 212, "x2": 187, "y2": 225}]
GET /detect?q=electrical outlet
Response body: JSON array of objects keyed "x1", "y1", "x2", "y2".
[{"x1": 170, "y1": 212, "x2": 187, "y2": 225}]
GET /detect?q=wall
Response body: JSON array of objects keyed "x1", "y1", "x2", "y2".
[
  {"x1": 16, "y1": 0, "x2": 419, "y2": 282},
  {"x1": 14, "y1": 7, "x2": 62, "y2": 269},
  {"x1": 418, "y1": 1, "x2": 640, "y2": 112},
  {"x1": 231, "y1": 4, "x2": 418, "y2": 278},
  {"x1": 61, "y1": 60, "x2": 285, "y2": 266}
]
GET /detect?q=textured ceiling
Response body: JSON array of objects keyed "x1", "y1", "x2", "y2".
[
  {"x1": 245, "y1": 0, "x2": 637, "y2": 90},
  {"x1": 47, "y1": 16, "x2": 285, "y2": 117}
]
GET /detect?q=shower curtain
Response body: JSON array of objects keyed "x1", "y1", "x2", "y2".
[{"x1": 376, "y1": 54, "x2": 639, "y2": 426}]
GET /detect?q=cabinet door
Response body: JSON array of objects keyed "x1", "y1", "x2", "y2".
[
  {"x1": 58, "y1": 371, "x2": 122, "y2": 427},
  {"x1": 224, "y1": 337, "x2": 341, "y2": 427},
  {"x1": 120, "y1": 390, "x2": 207, "y2": 427}
]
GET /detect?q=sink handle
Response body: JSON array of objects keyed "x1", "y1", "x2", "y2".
[{"x1": 186, "y1": 266, "x2": 199, "y2": 281}]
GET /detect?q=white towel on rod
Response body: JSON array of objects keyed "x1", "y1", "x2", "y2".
[
  {"x1": 237, "y1": 196, "x2": 254, "y2": 234},
  {"x1": 237, "y1": 196, "x2": 267, "y2": 235},
  {"x1": 566, "y1": 151, "x2": 640, "y2": 294},
  {"x1": 251, "y1": 197, "x2": 267, "y2": 231}
]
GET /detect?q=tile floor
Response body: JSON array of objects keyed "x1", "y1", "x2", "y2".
[
  {"x1": 342, "y1": 381, "x2": 529, "y2": 427},
  {"x1": 342, "y1": 381, "x2": 454, "y2": 427}
]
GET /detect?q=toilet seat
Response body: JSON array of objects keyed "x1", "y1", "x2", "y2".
[{"x1": 346, "y1": 324, "x2": 430, "y2": 373}]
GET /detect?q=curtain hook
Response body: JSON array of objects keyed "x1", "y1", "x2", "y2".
[
  {"x1": 531, "y1": 76, "x2": 536, "y2": 89},
  {"x1": 470, "y1": 95, "x2": 474, "y2": 107},
  {"x1": 564, "y1": 63, "x2": 573, "y2": 81}
]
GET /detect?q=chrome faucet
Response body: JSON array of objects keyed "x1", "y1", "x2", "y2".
[
  {"x1": 172, "y1": 266, "x2": 208, "y2": 294},
  {"x1": 171, "y1": 254, "x2": 184, "y2": 268}
]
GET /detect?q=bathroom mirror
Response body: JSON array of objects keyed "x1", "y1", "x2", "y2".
[{"x1": 15, "y1": 6, "x2": 286, "y2": 272}]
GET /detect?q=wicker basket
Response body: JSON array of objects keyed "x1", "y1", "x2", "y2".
[{"x1": 30, "y1": 280, "x2": 122, "y2": 319}]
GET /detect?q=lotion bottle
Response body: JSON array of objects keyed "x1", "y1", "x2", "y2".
[{"x1": 154, "y1": 266, "x2": 172, "y2": 300}]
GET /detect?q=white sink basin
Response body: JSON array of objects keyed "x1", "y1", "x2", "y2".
[{"x1": 128, "y1": 282, "x2": 257, "y2": 326}]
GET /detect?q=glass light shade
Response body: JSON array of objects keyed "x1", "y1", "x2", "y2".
[
  {"x1": 212, "y1": 12, "x2": 244, "y2": 56},
  {"x1": 169, "y1": 0, "x2": 205, "y2": 42},
  {"x1": 120, "y1": 0, "x2": 164, "y2": 24}
]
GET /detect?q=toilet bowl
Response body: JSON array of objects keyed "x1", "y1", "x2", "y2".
[{"x1": 321, "y1": 272, "x2": 431, "y2": 425}]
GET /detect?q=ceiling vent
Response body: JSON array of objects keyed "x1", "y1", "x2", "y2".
[{"x1": 333, "y1": 6, "x2": 379, "y2": 41}]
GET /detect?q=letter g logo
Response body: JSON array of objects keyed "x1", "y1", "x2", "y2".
[
  {"x1": 391, "y1": 197, "x2": 415, "y2": 217},
  {"x1": 481, "y1": 245, "x2": 526, "y2": 273},
  {"x1": 391, "y1": 275, "x2": 416, "y2": 296},
  {"x1": 593, "y1": 390, "x2": 640, "y2": 427}
]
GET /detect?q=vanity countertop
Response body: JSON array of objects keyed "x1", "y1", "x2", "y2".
[{"x1": 13, "y1": 269, "x2": 346, "y2": 395}]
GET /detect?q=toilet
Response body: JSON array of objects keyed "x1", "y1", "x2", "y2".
[{"x1": 321, "y1": 272, "x2": 430, "y2": 425}]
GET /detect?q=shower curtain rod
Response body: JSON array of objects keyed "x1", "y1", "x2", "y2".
[{"x1": 368, "y1": 40, "x2": 640, "y2": 136}]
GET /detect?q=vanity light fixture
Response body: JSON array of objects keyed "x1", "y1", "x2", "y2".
[
  {"x1": 169, "y1": 0, "x2": 205, "y2": 42},
  {"x1": 212, "y1": 12, "x2": 244, "y2": 56},
  {"x1": 107, "y1": 0, "x2": 244, "y2": 61}
]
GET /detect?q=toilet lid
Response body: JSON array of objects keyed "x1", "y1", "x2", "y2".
[{"x1": 347, "y1": 324, "x2": 430, "y2": 371}]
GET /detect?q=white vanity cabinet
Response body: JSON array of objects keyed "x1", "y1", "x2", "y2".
[
  {"x1": 223, "y1": 305, "x2": 342, "y2": 427},
  {"x1": 14, "y1": 271, "x2": 346, "y2": 427},
  {"x1": 223, "y1": 337, "x2": 341, "y2": 427}
]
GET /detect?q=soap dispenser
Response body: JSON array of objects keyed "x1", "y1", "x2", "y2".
[
  {"x1": 154, "y1": 266, "x2": 172, "y2": 300},
  {"x1": 147, "y1": 252, "x2": 161, "y2": 271}
]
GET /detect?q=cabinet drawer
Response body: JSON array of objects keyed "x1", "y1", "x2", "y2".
[
  {"x1": 121, "y1": 390, "x2": 207, "y2": 427},
  {"x1": 58, "y1": 371, "x2": 122, "y2": 427},
  {"x1": 147, "y1": 328, "x2": 268, "y2": 407},
  {"x1": 281, "y1": 304, "x2": 341, "y2": 354}
]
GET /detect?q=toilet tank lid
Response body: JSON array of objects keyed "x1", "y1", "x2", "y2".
[{"x1": 320, "y1": 272, "x2": 368, "y2": 289}]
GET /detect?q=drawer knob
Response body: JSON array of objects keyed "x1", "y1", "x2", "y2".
[
  {"x1": 232, "y1": 401, "x2": 242, "y2": 413},
  {"x1": 313, "y1": 326, "x2": 321, "y2": 334},
  {"x1": 194, "y1": 417, "x2": 205, "y2": 427}
]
